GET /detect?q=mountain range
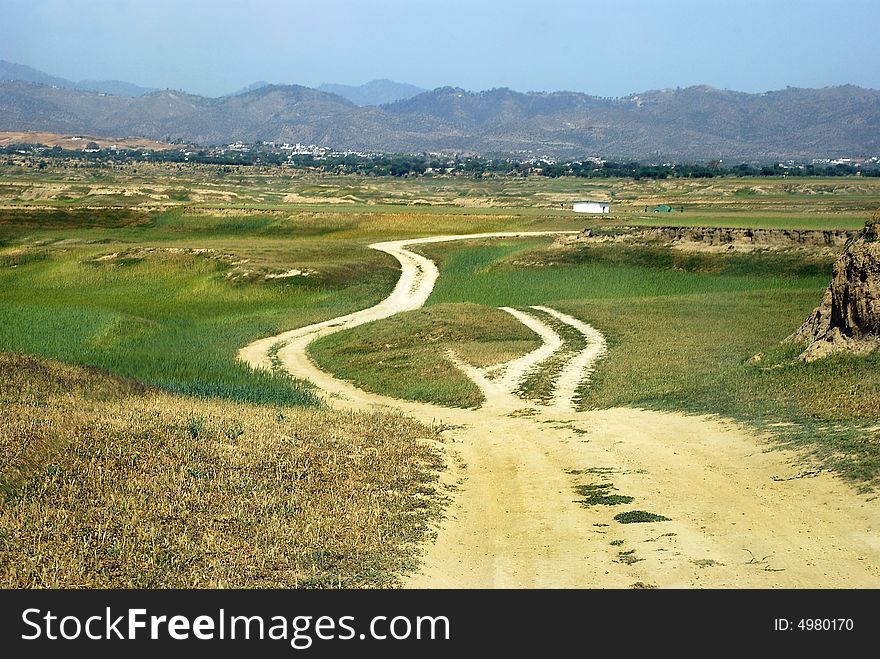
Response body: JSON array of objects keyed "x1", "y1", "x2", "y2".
[
  {"x1": 0, "y1": 59, "x2": 157, "y2": 98},
  {"x1": 230, "y1": 79, "x2": 423, "y2": 105},
  {"x1": 1, "y1": 60, "x2": 878, "y2": 161},
  {"x1": 0, "y1": 60, "x2": 424, "y2": 106},
  {"x1": 317, "y1": 80, "x2": 426, "y2": 106}
]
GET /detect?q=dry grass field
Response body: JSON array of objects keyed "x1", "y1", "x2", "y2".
[
  {"x1": 0, "y1": 131, "x2": 179, "y2": 151},
  {"x1": 0, "y1": 353, "x2": 445, "y2": 588}
]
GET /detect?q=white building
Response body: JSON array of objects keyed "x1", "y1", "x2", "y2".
[{"x1": 573, "y1": 200, "x2": 611, "y2": 214}]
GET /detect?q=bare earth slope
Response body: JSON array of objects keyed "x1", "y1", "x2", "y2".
[
  {"x1": 788, "y1": 220, "x2": 880, "y2": 361},
  {"x1": 239, "y1": 233, "x2": 880, "y2": 588}
]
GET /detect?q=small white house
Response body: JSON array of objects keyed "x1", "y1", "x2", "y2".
[{"x1": 573, "y1": 200, "x2": 611, "y2": 214}]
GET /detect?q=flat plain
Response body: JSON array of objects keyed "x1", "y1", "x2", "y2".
[{"x1": 2, "y1": 160, "x2": 879, "y2": 587}]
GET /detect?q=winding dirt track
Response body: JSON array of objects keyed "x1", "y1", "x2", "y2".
[{"x1": 239, "y1": 233, "x2": 880, "y2": 588}]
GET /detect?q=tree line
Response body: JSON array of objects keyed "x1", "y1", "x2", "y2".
[{"x1": 3, "y1": 143, "x2": 878, "y2": 179}]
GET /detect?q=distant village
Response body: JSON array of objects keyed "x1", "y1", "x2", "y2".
[{"x1": 2, "y1": 135, "x2": 879, "y2": 179}]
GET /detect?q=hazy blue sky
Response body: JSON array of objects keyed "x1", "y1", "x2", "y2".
[{"x1": 2, "y1": 0, "x2": 878, "y2": 97}]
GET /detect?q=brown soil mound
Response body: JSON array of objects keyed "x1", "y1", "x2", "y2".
[
  {"x1": 570, "y1": 226, "x2": 857, "y2": 253},
  {"x1": 787, "y1": 219, "x2": 880, "y2": 361}
]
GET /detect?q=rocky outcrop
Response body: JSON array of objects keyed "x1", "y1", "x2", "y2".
[{"x1": 786, "y1": 220, "x2": 880, "y2": 361}]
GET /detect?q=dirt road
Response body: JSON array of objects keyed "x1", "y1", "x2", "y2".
[{"x1": 239, "y1": 233, "x2": 880, "y2": 588}]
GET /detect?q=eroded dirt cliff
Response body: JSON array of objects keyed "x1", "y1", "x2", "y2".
[{"x1": 787, "y1": 219, "x2": 880, "y2": 361}]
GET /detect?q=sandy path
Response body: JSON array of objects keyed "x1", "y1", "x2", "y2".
[
  {"x1": 531, "y1": 305, "x2": 607, "y2": 412},
  {"x1": 238, "y1": 232, "x2": 572, "y2": 371},
  {"x1": 239, "y1": 232, "x2": 880, "y2": 588},
  {"x1": 448, "y1": 304, "x2": 607, "y2": 414}
]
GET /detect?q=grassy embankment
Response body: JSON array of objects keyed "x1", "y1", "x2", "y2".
[{"x1": 0, "y1": 353, "x2": 444, "y2": 588}]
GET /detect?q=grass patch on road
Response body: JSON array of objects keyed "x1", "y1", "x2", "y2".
[
  {"x1": 615, "y1": 511, "x2": 671, "y2": 524},
  {"x1": 0, "y1": 353, "x2": 445, "y2": 588},
  {"x1": 310, "y1": 303, "x2": 541, "y2": 408},
  {"x1": 515, "y1": 307, "x2": 589, "y2": 405},
  {"x1": 574, "y1": 484, "x2": 634, "y2": 507}
]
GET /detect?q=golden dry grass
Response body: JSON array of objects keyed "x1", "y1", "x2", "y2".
[{"x1": 0, "y1": 353, "x2": 446, "y2": 588}]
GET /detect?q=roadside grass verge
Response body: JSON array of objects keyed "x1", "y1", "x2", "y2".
[
  {"x1": 0, "y1": 353, "x2": 445, "y2": 588},
  {"x1": 309, "y1": 303, "x2": 541, "y2": 408},
  {"x1": 424, "y1": 240, "x2": 832, "y2": 306}
]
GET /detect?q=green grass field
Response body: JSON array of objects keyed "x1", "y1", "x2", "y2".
[
  {"x1": 0, "y1": 205, "x2": 409, "y2": 406},
  {"x1": 424, "y1": 239, "x2": 834, "y2": 304},
  {"x1": 316, "y1": 236, "x2": 880, "y2": 487},
  {"x1": 3, "y1": 166, "x2": 879, "y2": 486},
  {"x1": 3, "y1": 164, "x2": 880, "y2": 592},
  {"x1": 310, "y1": 302, "x2": 541, "y2": 408}
]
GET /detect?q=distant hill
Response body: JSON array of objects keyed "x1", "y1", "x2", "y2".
[
  {"x1": 0, "y1": 59, "x2": 156, "y2": 97},
  {"x1": 0, "y1": 82, "x2": 363, "y2": 145},
  {"x1": 230, "y1": 81, "x2": 272, "y2": 96},
  {"x1": 0, "y1": 60, "x2": 70, "y2": 89},
  {"x1": 317, "y1": 79, "x2": 425, "y2": 106},
  {"x1": 76, "y1": 79, "x2": 158, "y2": 97},
  {"x1": 378, "y1": 85, "x2": 880, "y2": 160},
  {"x1": 1, "y1": 77, "x2": 878, "y2": 160}
]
